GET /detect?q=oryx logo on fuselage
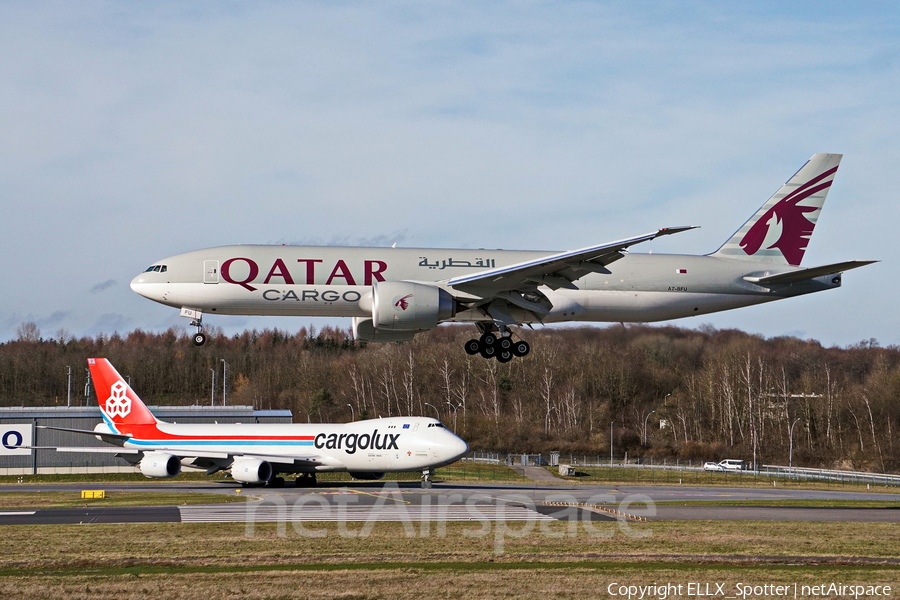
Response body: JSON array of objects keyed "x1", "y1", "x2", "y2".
[
  {"x1": 739, "y1": 166, "x2": 837, "y2": 266},
  {"x1": 104, "y1": 380, "x2": 132, "y2": 419}
]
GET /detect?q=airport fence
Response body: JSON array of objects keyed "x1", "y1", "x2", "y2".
[{"x1": 462, "y1": 452, "x2": 900, "y2": 487}]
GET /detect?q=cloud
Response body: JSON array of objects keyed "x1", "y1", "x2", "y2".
[{"x1": 90, "y1": 279, "x2": 117, "y2": 293}]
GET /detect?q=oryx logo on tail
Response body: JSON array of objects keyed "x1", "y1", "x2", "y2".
[
  {"x1": 104, "y1": 381, "x2": 132, "y2": 418},
  {"x1": 739, "y1": 165, "x2": 837, "y2": 266},
  {"x1": 713, "y1": 153, "x2": 842, "y2": 266}
]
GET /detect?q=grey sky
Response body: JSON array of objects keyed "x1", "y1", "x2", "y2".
[{"x1": 1, "y1": 2, "x2": 897, "y2": 345}]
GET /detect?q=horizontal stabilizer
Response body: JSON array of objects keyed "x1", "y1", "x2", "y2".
[
  {"x1": 743, "y1": 260, "x2": 877, "y2": 285},
  {"x1": 51, "y1": 447, "x2": 141, "y2": 454},
  {"x1": 37, "y1": 425, "x2": 133, "y2": 440}
]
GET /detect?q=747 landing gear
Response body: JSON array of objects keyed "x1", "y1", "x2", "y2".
[
  {"x1": 421, "y1": 468, "x2": 434, "y2": 489},
  {"x1": 295, "y1": 473, "x2": 317, "y2": 487},
  {"x1": 463, "y1": 331, "x2": 530, "y2": 362}
]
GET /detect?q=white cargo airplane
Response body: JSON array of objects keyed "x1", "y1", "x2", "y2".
[
  {"x1": 132, "y1": 154, "x2": 875, "y2": 362},
  {"x1": 41, "y1": 358, "x2": 468, "y2": 488}
]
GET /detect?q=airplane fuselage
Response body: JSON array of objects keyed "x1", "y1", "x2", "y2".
[
  {"x1": 104, "y1": 416, "x2": 466, "y2": 474},
  {"x1": 131, "y1": 245, "x2": 840, "y2": 324}
]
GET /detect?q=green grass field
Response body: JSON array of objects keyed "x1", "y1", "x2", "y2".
[
  {"x1": 2, "y1": 463, "x2": 899, "y2": 598},
  {"x1": 2, "y1": 521, "x2": 898, "y2": 599}
]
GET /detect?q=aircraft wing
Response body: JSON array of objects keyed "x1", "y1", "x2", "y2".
[
  {"x1": 743, "y1": 260, "x2": 878, "y2": 286},
  {"x1": 446, "y1": 226, "x2": 697, "y2": 297}
]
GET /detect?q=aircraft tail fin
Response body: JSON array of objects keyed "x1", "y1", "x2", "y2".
[
  {"x1": 712, "y1": 153, "x2": 842, "y2": 266},
  {"x1": 87, "y1": 358, "x2": 158, "y2": 433}
]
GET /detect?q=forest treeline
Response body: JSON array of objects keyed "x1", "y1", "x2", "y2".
[{"x1": 2, "y1": 322, "x2": 899, "y2": 472}]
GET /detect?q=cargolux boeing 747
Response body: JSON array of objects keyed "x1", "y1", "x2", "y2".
[
  {"x1": 132, "y1": 154, "x2": 875, "y2": 361},
  {"x1": 42, "y1": 358, "x2": 468, "y2": 488}
]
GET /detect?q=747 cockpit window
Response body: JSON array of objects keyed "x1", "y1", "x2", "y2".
[{"x1": 144, "y1": 265, "x2": 168, "y2": 273}]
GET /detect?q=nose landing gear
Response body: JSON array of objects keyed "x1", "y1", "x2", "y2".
[{"x1": 180, "y1": 308, "x2": 207, "y2": 346}]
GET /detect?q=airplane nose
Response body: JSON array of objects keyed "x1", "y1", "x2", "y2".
[
  {"x1": 130, "y1": 274, "x2": 148, "y2": 298},
  {"x1": 451, "y1": 435, "x2": 469, "y2": 461}
]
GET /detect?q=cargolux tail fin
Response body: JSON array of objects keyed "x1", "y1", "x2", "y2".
[
  {"x1": 88, "y1": 358, "x2": 158, "y2": 432},
  {"x1": 712, "y1": 153, "x2": 842, "y2": 266}
]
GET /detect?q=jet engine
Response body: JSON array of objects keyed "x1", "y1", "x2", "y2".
[
  {"x1": 139, "y1": 452, "x2": 182, "y2": 478},
  {"x1": 231, "y1": 457, "x2": 274, "y2": 484},
  {"x1": 348, "y1": 472, "x2": 385, "y2": 480},
  {"x1": 368, "y1": 281, "x2": 455, "y2": 332}
]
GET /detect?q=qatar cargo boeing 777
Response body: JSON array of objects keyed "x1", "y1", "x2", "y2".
[
  {"x1": 42, "y1": 359, "x2": 468, "y2": 488},
  {"x1": 132, "y1": 154, "x2": 875, "y2": 361}
]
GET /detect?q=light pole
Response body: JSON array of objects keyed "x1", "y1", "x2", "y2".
[
  {"x1": 789, "y1": 417, "x2": 803, "y2": 468},
  {"x1": 347, "y1": 403, "x2": 355, "y2": 421},
  {"x1": 424, "y1": 403, "x2": 440, "y2": 419},
  {"x1": 210, "y1": 369, "x2": 216, "y2": 406},
  {"x1": 610, "y1": 421, "x2": 614, "y2": 466},
  {"x1": 221, "y1": 359, "x2": 227, "y2": 406},
  {"x1": 642, "y1": 410, "x2": 656, "y2": 445},
  {"x1": 446, "y1": 402, "x2": 461, "y2": 431}
]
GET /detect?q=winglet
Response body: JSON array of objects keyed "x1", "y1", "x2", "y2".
[{"x1": 655, "y1": 226, "x2": 699, "y2": 238}]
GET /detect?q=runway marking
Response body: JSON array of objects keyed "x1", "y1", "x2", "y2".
[
  {"x1": 347, "y1": 489, "x2": 412, "y2": 504},
  {"x1": 179, "y1": 504, "x2": 553, "y2": 523}
]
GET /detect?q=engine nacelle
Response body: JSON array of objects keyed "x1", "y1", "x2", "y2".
[
  {"x1": 231, "y1": 457, "x2": 273, "y2": 484},
  {"x1": 139, "y1": 452, "x2": 181, "y2": 478},
  {"x1": 352, "y1": 317, "x2": 418, "y2": 342},
  {"x1": 348, "y1": 471, "x2": 385, "y2": 480},
  {"x1": 370, "y1": 281, "x2": 455, "y2": 331}
]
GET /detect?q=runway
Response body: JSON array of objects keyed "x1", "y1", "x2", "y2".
[{"x1": 0, "y1": 482, "x2": 897, "y2": 525}]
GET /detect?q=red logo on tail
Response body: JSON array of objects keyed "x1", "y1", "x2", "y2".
[
  {"x1": 739, "y1": 166, "x2": 837, "y2": 265},
  {"x1": 104, "y1": 381, "x2": 132, "y2": 418}
]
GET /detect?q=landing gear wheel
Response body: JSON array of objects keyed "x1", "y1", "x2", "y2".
[
  {"x1": 421, "y1": 468, "x2": 433, "y2": 489},
  {"x1": 497, "y1": 350, "x2": 514, "y2": 363},
  {"x1": 295, "y1": 473, "x2": 317, "y2": 487},
  {"x1": 192, "y1": 332, "x2": 207, "y2": 346},
  {"x1": 480, "y1": 344, "x2": 497, "y2": 359},
  {"x1": 268, "y1": 476, "x2": 285, "y2": 487},
  {"x1": 497, "y1": 336, "x2": 513, "y2": 351},
  {"x1": 464, "y1": 339, "x2": 481, "y2": 355},
  {"x1": 512, "y1": 340, "x2": 530, "y2": 357},
  {"x1": 480, "y1": 332, "x2": 498, "y2": 347}
]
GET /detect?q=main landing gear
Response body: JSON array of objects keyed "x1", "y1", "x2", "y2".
[
  {"x1": 295, "y1": 473, "x2": 317, "y2": 487},
  {"x1": 464, "y1": 331, "x2": 530, "y2": 363}
]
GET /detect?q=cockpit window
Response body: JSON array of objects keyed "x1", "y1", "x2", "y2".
[
  {"x1": 160, "y1": 265, "x2": 167, "y2": 273},
  {"x1": 427, "y1": 423, "x2": 445, "y2": 428},
  {"x1": 144, "y1": 265, "x2": 167, "y2": 273}
]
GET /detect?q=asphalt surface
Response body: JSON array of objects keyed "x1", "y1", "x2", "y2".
[{"x1": 0, "y1": 482, "x2": 898, "y2": 525}]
